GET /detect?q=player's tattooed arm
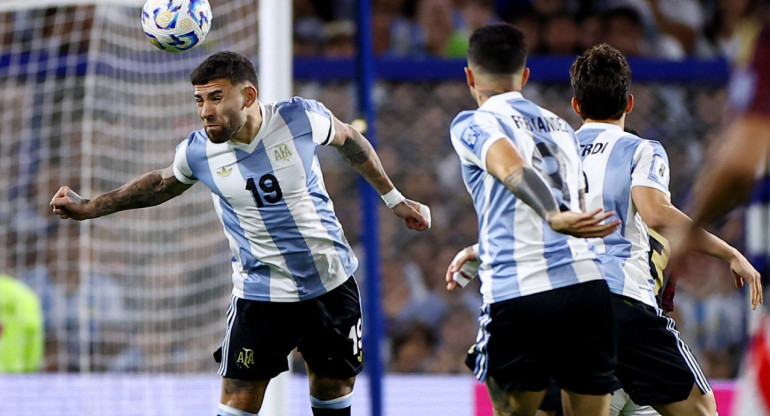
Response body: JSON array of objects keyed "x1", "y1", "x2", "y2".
[
  {"x1": 331, "y1": 117, "x2": 395, "y2": 195},
  {"x1": 486, "y1": 137, "x2": 619, "y2": 237},
  {"x1": 502, "y1": 166, "x2": 559, "y2": 220},
  {"x1": 51, "y1": 165, "x2": 192, "y2": 220}
]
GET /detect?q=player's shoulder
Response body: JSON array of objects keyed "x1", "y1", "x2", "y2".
[
  {"x1": 275, "y1": 96, "x2": 331, "y2": 117},
  {"x1": 450, "y1": 109, "x2": 501, "y2": 131},
  {"x1": 177, "y1": 129, "x2": 208, "y2": 151},
  {"x1": 450, "y1": 110, "x2": 499, "y2": 150}
]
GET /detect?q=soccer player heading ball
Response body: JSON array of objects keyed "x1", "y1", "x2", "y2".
[{"x1": 51, "y1": 51, "x2": 430, "y2": 416}]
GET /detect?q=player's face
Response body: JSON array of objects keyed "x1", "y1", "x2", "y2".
[{"x1": 194, "y1": 79, "x2": 247, "y2": 144}]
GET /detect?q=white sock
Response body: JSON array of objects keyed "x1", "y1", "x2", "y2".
[
  {"x1": 309, "y1": 392, "x2": 354, "y2": 409},
  {"x1": 217, "y1": 403, "x2": 257, "y2": 416}
]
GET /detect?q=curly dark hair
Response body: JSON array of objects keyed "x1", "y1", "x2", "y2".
[
  {"x1": 190, "y1": 51, "x2": 259, "y2": 89},
  {"x1": 569, "y1": 43, "x2": 631, "y2": 120}
]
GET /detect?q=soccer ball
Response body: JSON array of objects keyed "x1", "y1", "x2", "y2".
[{"x1": 141, "y1": 0, "x2": 212, "y2": 53}]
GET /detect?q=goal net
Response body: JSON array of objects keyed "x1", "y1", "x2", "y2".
[{"x1": 0, "y1": 1, "x2": 258, "y2": 373}]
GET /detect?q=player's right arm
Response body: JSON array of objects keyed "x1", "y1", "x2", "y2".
[
  {"x1": 328, "y1": 116, "x2": 430, "y2": 231},
  {"x1": 485, "y1": 137, "x2": 619, "y2": 238},
  {"x1": 632, "y1": 186, "x2": 763, "y2": 309},
  {"x1": 50, "y1": 164, "x2": 192, "y2": 221}
]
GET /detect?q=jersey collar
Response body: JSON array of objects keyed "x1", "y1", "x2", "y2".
[
  {"x1": 579, "y1": 121, "x2": 624, "y2": 131},
  {"x1": 480, "y1": 91, "x2": 524, "y2": 109}
]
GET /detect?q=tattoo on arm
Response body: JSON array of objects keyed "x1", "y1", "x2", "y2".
[
  {"x1": 91, "y1": 169, "x2": 189, "y2": 217},
  {"x1": 338, "y1": 128, "x2": 372, "y2": 165},
  {"x1": 336, "y1": 126, "x2": 395, "y2": 194},
  {"x1": 503, "y1": 166, "x2": 559, "y2": 220}
]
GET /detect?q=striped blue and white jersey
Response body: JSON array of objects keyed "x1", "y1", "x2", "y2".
[
  {"x1": 450, "y1": 91, "x2": 603, "y2": 304},
  {"x1": 577, "y1": 122, "x2": 670, "y2": 308},
  {"x1": 172, "y1": 97, "x2": 358, "y2": 302}
]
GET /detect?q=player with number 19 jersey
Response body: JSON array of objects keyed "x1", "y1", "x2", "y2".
[
  {"x1": 173, "y1": 97, "x2": 358, "y2": 303},
  {"x1": 450, "y1": 91, "x2": 604, "y2": 305}
]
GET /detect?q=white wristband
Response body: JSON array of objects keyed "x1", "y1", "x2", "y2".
[{"x1": 381, "y1": 188, "x2": 406, "y2": 209}]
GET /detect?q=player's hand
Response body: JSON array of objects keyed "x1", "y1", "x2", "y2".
[
  {"x1": 50, "y1": 186, "x2": 94, "y2": 220},
  {"x1": 445, "y1": 246, "x2": 479, "y2": 291},
  {"x1": 392, "y1": 199, "x2": 431, "y2": 231},
  {"x1": 728, "y1": 251, "x2": 763, "y2": 310},
  {"x1": 547, "y1": 208, "x2": 620, "y2": 238}
]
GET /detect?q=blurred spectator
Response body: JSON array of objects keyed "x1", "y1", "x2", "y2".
[
  {"x1": 293, "y1": 0, "x2": 326, "y2": 56},
  {"x1": 603, "y1": 6, "x2": 684, "y2": 58},
  {"x1": 416, "y1": 0, "x2": 456, "y2": 56},
  {"x1": 0, "y1": 273, "x2": 43, "y2": 373},
  {"x1": 539, "y1": 12, "x2": 581, "y2": 55},
  {"x1": 383, "y1": 0, "x2": 424, "y2": 56},
  {"x1": 699, "y1": 0, "x2": 764, "y2": 61},
  {"x1": 670, "y1": 254, "x2": 748, "y2": 378},
  {"x1": 444, "y1": 0, "x2": 499, "y2": 58},
  {"x1": 602, "y1": 6, "x2": 647, "y2": 57},
  {"x1": 389, "y1": 321, "x2": 437, "y2": 373},
  {"x1": 509, "y1": 10, "x2": 543, "y2": 55},
  {"x1": 323, "y1": 19, "x2": 356, "y2": 57},
  {"x1": 577, "y1": 12, "x2": 603, "y2": 51}
]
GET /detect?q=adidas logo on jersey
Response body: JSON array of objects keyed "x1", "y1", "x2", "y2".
[{"x1": 216, "y1": 166, "x2": 233, "y2": 178}]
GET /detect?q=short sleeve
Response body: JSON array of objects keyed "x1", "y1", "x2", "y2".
[
  {"x1": 449, "y1": 110, "x2": 511, "y2": 172},
  {"x1": 301, "y1": 98, "x2": 336, "y2": 146},
  {"x1": 172, "y1": 139, "x2": 197, "y2": 185},
  {"x1": 631, "y1": 140, "x2": 670, "y2": 195}
]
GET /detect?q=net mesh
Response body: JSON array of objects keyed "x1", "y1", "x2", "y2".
[
  {"x1": 0, "y1": 2, "x2": 735, "y2": 381},
  {"x1": 0, "y1": 2, "x2": 257, "y2": 373}
]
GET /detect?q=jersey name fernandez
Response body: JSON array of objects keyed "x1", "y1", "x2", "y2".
[
  {"x1": 450, "y1": 91, "x2": 604, "y2": 304},
  {"x1": 173, "y1": 97, "x2": 358, "y2": 302},
  {"x1": 577, "y1": 122, "x2": 670, "y2": 308}
]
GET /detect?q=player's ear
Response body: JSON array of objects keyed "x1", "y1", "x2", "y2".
[
  {"x1": 571, "y1": 97, "x2": 582, "y2": 117},
  {"x1": 521, "y1": 67, "x2": 530, "y2": 88},
  {"x1": 464, "y1": 67, "x2": 475, "y2": 88},
  {"x1": 242, "y1": 85, "x2": 258, "y2": 108},
  {"x1": 625, "y1": 94, "x2": 634, "y2": 114}
]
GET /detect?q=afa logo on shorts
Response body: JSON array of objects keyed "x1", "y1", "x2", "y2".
[{"x1": 236, "y1": 347, "x2": 255, "y2": 368}]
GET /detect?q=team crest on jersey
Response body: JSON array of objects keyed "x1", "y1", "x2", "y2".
[
  {"x1": 216, "y1": 165, "x2": 233, "y2": 178},
  {"x1": 269, "y1": 143, "x2": 296, "y2": 167}
]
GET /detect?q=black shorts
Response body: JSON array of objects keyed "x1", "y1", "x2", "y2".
[
  {"x1": 466, "y1": 280, "x2": 620, "y2": 396},
  {"x1": 539, "y1": 379, "x2": 563, "y2": 414},
  {"x1": 214, "y1": 276, "x2": 364, "y2": 381},
  {"x1": 613, "y1": 295, "x2": 711, "y2": 406}
]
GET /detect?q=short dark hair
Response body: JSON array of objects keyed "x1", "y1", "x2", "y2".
[
  {"x1": 468, "y1": 23, "x2": 527, "y2": 74},
  {"x1": 190, "y1": 51, "x2": 259, "y2": 89},
  {"x1": 570, "y1": 43, "x2": 631, "y2": 120}
]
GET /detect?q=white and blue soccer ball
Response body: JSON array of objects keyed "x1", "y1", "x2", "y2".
[{"x1": 141, "y1": 0, "x2": 212, "y2": 53}]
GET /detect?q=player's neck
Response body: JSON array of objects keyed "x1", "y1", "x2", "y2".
[
  {"x1": 231, "y1": 102, "x2": 263, "y2": 144},
  {"x1": 583, "y1": 117, "x2": 625, "y2": 129},
  {"x1": 475, "y1": 85, "x2": 521, "y2": 106}
]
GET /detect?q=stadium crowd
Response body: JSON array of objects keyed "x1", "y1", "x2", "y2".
[
  {"x1": 0, "y1": 0, "x2": 759, "y2": 383},
  {"x1": 291, "y1": 0, "x2": 760, "y2": 380}
]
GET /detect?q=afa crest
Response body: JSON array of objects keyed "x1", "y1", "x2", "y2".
[{"x1": 236, "y1": 348, "x2": 255, "y2": 368}]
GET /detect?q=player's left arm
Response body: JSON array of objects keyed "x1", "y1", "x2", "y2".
[
  {"x1": 632, "y1": 186, "x2": 763, "y2": 309},
  {"x1": 329, "y1": 116, "x2": 430, "y2": 231}
]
